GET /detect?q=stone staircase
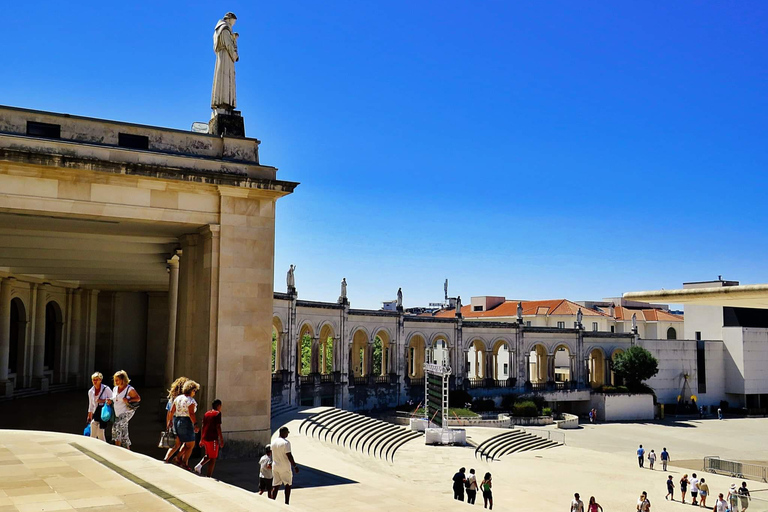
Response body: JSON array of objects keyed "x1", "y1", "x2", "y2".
[
  {"x1": 270, "y1": 396, "x2": 298, "y2": 419},
  {"x1": 299, "y1": 407, "x2": 422, "y2": 462},
  {"x1": 474, "y1": 428, "x2": 561, "y2": 461},
  {"x1": 0, "y1": 382, "x2": 79, "y2": 402}
]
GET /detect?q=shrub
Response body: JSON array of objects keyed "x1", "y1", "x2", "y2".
[
  {"x1": 449, "y1": 389, "x2": 472, "y2": 409},
  {"x1": 512, "y1": 400, "x2": 538, "y2": 417},
  {"x1": 542, "y1": 407, "x2": 552, "y2": 416},
  {"x1": 500, "y1": 394, "x2": 517, "y2": 410},
  {"x1": 471, "y1": 398, "x2": 496, "y2": 412}
]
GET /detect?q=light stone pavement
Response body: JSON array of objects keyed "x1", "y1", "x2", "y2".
[{"x1": 3, "y1": 416, "x2": 768, "y2": 512}]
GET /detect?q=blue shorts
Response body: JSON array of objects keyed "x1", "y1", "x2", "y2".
[{"x1": 174, "y1": 416, "x2": 195, "y2": 443}]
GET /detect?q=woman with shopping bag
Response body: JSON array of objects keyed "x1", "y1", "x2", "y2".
[{"x1": 86, "y1": 372, "x2": 113, "y2": 442}]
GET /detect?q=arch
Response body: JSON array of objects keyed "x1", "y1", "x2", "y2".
[
  {"x1": 8, "y1": 297, "x2": 27, "y2": 378},
  {"x1": 431, "y1": 334, "x2": 451, "y2": 368},
  {"x1": 467, "y1": 339, "x2": 486, "y2": 379},
  {"x1": 528, "y1": 343, "x2": 548, "y2": 383},
  {"x1": 272, "y1": 316, "x2": 284, "y2": 373},
  {"x1": 552, "y1": 343, "x2": 572, "y2": 383},
  {"x1": 373, "y1": 329, "x2": 391, "y2": 376},
  {"x1": 666, "y1": 327, "x2": 677, "y2": 340},
  {"x1": 44, "y1": 301, "x2": 63, "y2": 378},
  {"x1": 491, "y1": 338, "x2": 512, "y2": 380},
  {"x1": 588, "y1": 347, "x2": 607, "y2": 388},
  {"x1": 318, "y1": 323, "x2": 335, "y2": 374},
  {"x1": 297, "y1": 323, "x2": 314, "y2": 376},
  {"x1": 428, "y1": 331, "x2": 452, "y2": 348},
  {"x1": 407, "y1": 334, "x2": 426, "y2": 378},
  {"x1": 351, "y1": 329, "x2": 368, "y2": 377}
]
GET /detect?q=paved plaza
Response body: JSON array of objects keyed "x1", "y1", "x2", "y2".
[{"x1": 2, "y1": 408, "x2": 768, "y2": 512}]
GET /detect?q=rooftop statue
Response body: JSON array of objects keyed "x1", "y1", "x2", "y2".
[{"x1": 211, "y1": 12, "x2": 239, "y2": 111}]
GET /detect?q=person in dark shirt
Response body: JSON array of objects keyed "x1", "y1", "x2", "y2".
[
  {"x1": 194, "y1": 399, "x2": 224, "y2": 477},
  {"x1": 452, "y1": 467, "x2": 466, "y2": 501}
]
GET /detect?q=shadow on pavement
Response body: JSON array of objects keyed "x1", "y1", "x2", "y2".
[{"x1": 215, "y1": 459, "x2": 357, "y2": 492}]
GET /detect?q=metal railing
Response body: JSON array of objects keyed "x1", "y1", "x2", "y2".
[
  {"x1": 299, "y1": 374, "x2": 313, "y2": 385},
  {"x1": 374, "y1": 375, "x2": 391, "y2": 384},
  {"x1": 319, "y1": 373, "x2": 335, "y2": 384},
  {"x1": 409, "y1": 378, "x2": 425, "y2": 387},
  {"x1": 352, "y1": 376, "x2": 368, "y2": 386},
  {"x1": 705, "y1": 456, "x2": 768, "y2": 482}
]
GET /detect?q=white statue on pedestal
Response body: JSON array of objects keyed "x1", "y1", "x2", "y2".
[
  {"x1": 211, "y1": 12, "x2": 239, "y2": 111},
  {"x1": 340, "y1": 278, "x2": 347, "y2": 302},
  {"x1": 397, "y1": 288, "x2": 403, "y2": 308},
  {"x1": 287, "y1": 264, "x2": 295, "y2": 290}
]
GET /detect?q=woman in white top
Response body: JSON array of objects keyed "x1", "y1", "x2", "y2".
[
  {"x1": 169, "y1": 380, "x2": 200, "y2": 470},
  {"x1": 107, "y1": 370, "x2": 141, "y2": 450},
  {"x1": 86, "y1": 372, "x2": 113, "y2": 442}
]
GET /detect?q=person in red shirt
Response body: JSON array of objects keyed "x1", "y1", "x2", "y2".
[{"x1": 194, "y1": 399, "x2": 224, "y2": 477}]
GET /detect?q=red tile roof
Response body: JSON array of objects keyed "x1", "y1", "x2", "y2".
[{"x1": 613, "y1": 306, "x2": 683, "y2": 322}]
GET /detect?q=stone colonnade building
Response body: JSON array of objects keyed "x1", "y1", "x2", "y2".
[
  {"x1": 0, "y1": 105, "x2": 296, "y2": 449},
  {"x1": 272, "y1": 290, "x2": 717, "y2": 411}
]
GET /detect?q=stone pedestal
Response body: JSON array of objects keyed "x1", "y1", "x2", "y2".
[
  {"x1": 32, "y1": 376, "x2": 49, "y2": 392},
  {"x1": 209, "y1": 111, "x2": 245, "y2": 137}
]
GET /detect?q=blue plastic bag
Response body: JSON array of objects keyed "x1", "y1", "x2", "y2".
[
  {"x1": 101, "y1": 403, "x2": 113, "y2": 422},
  {"x1": 83, "y1": 423, "x2": 91, "y2": 437}
]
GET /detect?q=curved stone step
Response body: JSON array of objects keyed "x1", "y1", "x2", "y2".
[
  {"x1": 338, "y1": 416, "x2": 384, "y2": 448},
  {"x1": 299, "y1": 408, "x2": 339, "y2": 435},
  {"x1": 362, "y1": 424, "x2": 408, "y2": 455},
  {"x1": 386, "y1": 431, "x2": 423, "y2": 462},
  {"x1": 319, "y1": 411, "x2": 361, "y2": 441},
  {"x1": 373, "y1": 428, "x2": 416, "y2": 459},
  {"x1": 476, "y1": 431, "x2": 524, "y2": 461},
  {"x1": 486, "y1": 433, "x2": 543, "y2": 460},
  {"x1": 307, "y1": 409, "x2": 349, "y2": 438},
  {"x1": 495, "y1": 436, "x2": 558, "y2": 459}
]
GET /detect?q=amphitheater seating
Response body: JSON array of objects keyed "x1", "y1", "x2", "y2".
[
  {"x1": 299, "y1": 408, "x2": 422, "y2": 462},
  {"x1": 474, "y1": 428, "x2": 560, "y2": 461},
  {"x1": 271, "y1": 396, "x2": 298, "y2": 419}
]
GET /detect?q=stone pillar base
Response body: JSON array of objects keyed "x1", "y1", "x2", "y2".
[
  {"x1": 0, "y1": 380, "x2": 13, "y2": 397},
  {"x1": 209, "y1": 111, "x2": 245, "y2": 137},
  {"x1": 32, "y1": 376, "x2": 49, "y2": 393}
]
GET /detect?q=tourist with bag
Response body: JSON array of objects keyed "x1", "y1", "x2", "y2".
[
  {"x1": 107, "y1": 370, "x2": 141, "y2": 450},
  {"x1": 169, "y1": 380, "x2": 200, "y2": 470},
  {"x1": 162, "y1": 376, "x2": 188, "y2": 464},
  {"x1": 86, "y1": 372, "x2": 113, "y2": 442}
]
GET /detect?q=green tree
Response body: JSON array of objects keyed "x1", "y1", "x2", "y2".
[
  {"x1": 300, "y1": 334, "x2": 312, "y2": 375},
  {"x1": 271, "y1": 331, "x2": 277, "y2": 372},
  {"x1": 611, "y1": 346, "x2": 659, "y2": 390},
  {"x1": 324, "y1": 337, "x2": 333, "y2": 373},
  {"x1": 372, "y1": 336, "x2": 383, "y2": 375}
]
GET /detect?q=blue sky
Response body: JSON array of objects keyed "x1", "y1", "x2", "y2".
[{"x1": 3, "y1": 2, "x2": 767, "y2": 309}]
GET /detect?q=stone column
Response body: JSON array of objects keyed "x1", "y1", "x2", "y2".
[
  {"x1": 164, "y1": 252, "x2": 181, "y2": 387},
  {"x1": 0, "y1": 278, "x2": 13, "y2": 395},
  {"x1": 507, "y1": 348, "x2": 514, "y2": 381},
  {"x1": 524, "y1": 352, "x2": 531, "y2": 383},
  {"x1": 82, "y1": 290, "x2": 100, "y2": 388},
  {"x1": 546, "y1": 354, "x2": 554, "y2": 382},
  {"x1": 68, "y1": 289, "x2": 82, "y2": 383},
  {"x1": 60, "y1": 288, "x2": 72, "y2": 382},
  {"x1": 311, "y1": 336, "x2": 319, "y2": 374},
  {"x1": 32, "y1": 283, "x2": 48, "y2": 382},
  {"x1": 485, "y1": 350, "x2": 494, "y2": 380},
  {"x1": 0, "y1": 278, "x2": 13, "y2": 382}
]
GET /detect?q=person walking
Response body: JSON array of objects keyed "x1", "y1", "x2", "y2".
[
  {"x1": 163, "y1": 376, "x2": 188, "y2": 464},
  {"x1": 108, "y1": 370, "x2": 140, "y2": 450},
  {"x1": 170, "y1": 380, "x2": 200, "y2": 470},
  {"x1": 588, "y1": 496, "x2": 603, "y2": 512},
  {"x1": 636, "y1": 491, "x2": 651, "y2": 512},
  {"x1": 466, "y1": 468, "x2": 478, "y2": 505},
  {"x1": 258, "y1": 445, "x2": 273, "y2": 495},
  {"x1": 86, "y1": 372, "x2": 113, "y2": 442},
  {"x1": 592, "y1": 408, "x2": 598, "y2": 424},
  {"x1": 481, "y1": 473, "x2": 493, "y2": 510},
  {"x1": 195, "y1": 399, "x2": 224, "y2": 477},
  {"x1": 637, "y1": 445, "x2": 646, "y2": 468},
  {"x1": 648, "y1": 449, "x2": 657, "y2": 470},
  {"x1": 666, "y1": 475, "x2": 675, "y2": 501},
  {"x1": 571, "y1": 493, "x2": 584, "y2": 512},
  {"x1": 271, "y1": 426, "x2": 299, "y2": 505},
  {"x1": 680, "y1": 474, "x2": 689, "y2": 504},
  {"x1": 728, "y1": 484, "x2": 740, "y2": 512},
  {"x1": 717, "y1": 407, "x2": 723, "y2": 420},
  {"x1": 738, "y1": 481, "x2": 751, "y2": 512},
  {"x1": 690, "y1": 473, "x2": 700, "y2": 506},
  {"x1": 660, "y1": 447, "x2": 670, "y2": 471},
  {"x1": 699, "y1": 478, "x2": 709, "y2": 508},
  {"x1": 714, "y1": 493, "x2": 728, "y2": 512},
  {"x1": 452, "y1": 467, "x2": 466, "y2": 501}
]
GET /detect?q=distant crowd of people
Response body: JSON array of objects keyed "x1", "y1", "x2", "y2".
[{"x1": 452, "y1": 468, "x2": 493, "y2": 509}]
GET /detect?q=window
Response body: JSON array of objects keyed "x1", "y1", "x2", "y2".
[
  {"x1": 695, "y1": 331, "x2": 702, "y2": 341},
  {"x1": 525, "y1": 321, "x2": 531, "y2": 327},
  {"x1": 697, "y1": 340, "x2": 706, "y2": 393},
  {"x1": 557, "y1": 321, "x2": 565, "y2": 329},
  {"x1": 667, "y1": 327, "x2": 677, "y2": 340},
  {"x1": 26, "y1": 121, "x2": 60, "y2": 138},
  {"x1": 503, "y1": 363, "x2": 508, "y2": 376},
  {"x1": 473, "y1": 305, "x2": 483, "y2": 312},
  {"x1": 118, "y1": 133, "x2": 149, "y2": 150},
  {"x1": 610, "y1": 326, "x2": 615, "y2": 333},
  {"x1": 592, "y1": 322, "x2": 598, "y2": 332}
]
